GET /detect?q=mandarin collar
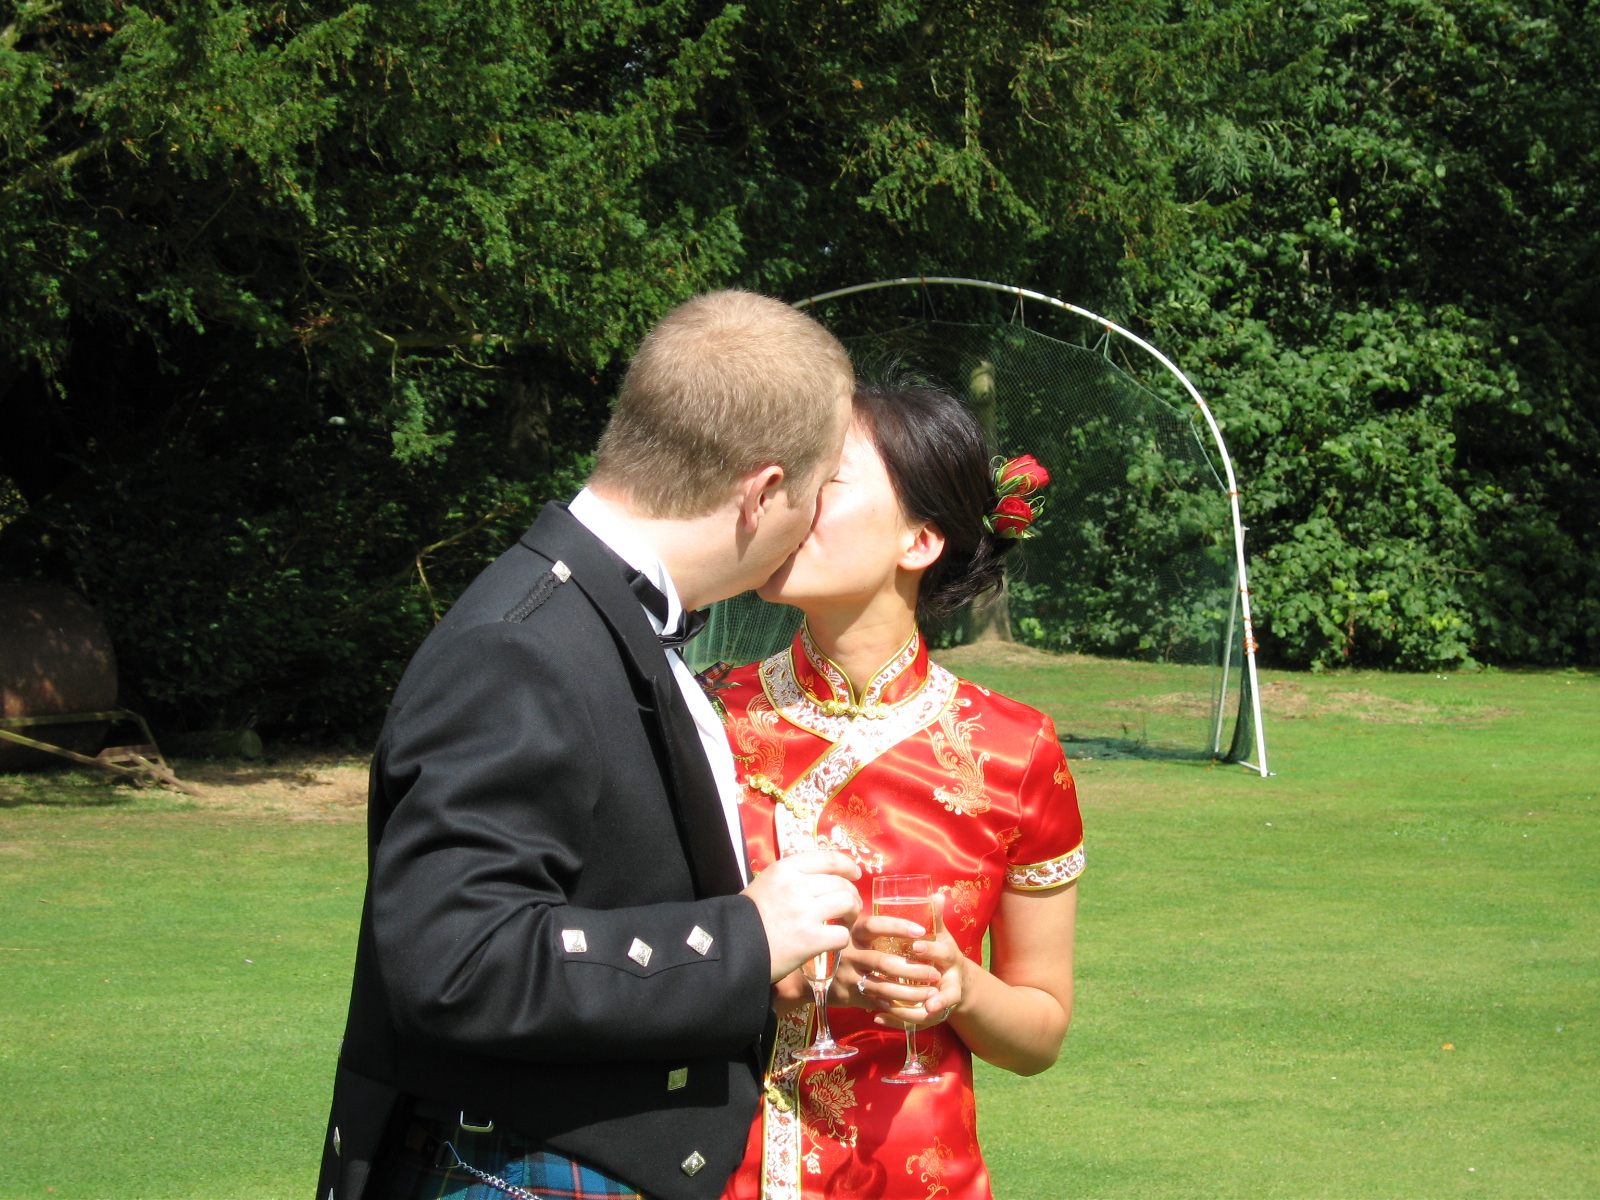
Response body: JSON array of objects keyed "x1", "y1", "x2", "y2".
[{"x1": 792, "y1": 623, "x2": 929, "y2": 717}]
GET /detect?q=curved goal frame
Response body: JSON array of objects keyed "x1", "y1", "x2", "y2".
[{"x1": 795, "y1": 276, "x2": 1270, "y2": 776}]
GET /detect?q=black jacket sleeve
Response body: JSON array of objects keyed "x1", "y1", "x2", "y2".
[{"x1": 370, "y1": 619, "x2": 771, "y2": 1062}]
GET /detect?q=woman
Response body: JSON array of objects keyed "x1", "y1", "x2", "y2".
[{"x1": 713, "y1": 382, "x2": 1084, "y2": 1200}]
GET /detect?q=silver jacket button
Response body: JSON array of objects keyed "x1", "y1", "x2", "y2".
[
  {"x1": 332, "y1": 1126, "x2": 340, "y2": 1155},
  {"x1": 628, "y1": 938, "x2": 653, "y2": 967},
  {"x1": 686, "y1": 926, "x2": 714, "y2": 955},
  {"x1": 561, "y1": 929, "x2": 588, "y2": 954},
  {"x1": 681, "y1": 1151, "x2": 706, "y2": 1176},
  {"x1": 667, "y1": 1067, "x2": 688, "y2": 1091}
]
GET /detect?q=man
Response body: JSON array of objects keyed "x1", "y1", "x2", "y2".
[{"x1": 318, "y1": 290, "x2": 862, "y2": 1200}]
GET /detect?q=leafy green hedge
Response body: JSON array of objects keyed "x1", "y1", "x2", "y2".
[{"x1": 1, "y1": 0, "x2": 1594, "y2": 733}]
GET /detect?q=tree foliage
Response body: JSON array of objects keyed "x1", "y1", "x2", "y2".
[{"x1": 0, "y1": 0, "x2": 1594, "y2": 732}]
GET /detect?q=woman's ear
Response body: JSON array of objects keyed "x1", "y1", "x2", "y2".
[{"x1": 899, "y1": 521, "x2": 945, "y2": 572}]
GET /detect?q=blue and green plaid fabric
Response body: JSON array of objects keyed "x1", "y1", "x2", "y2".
[{"x1": 371, "y1": 1117, "x2": 647, "y2": 1200}]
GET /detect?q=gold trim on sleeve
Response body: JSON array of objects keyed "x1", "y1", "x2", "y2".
[{"x1": 1005, "y1": 843, "x2": 1085, "y2": 890}]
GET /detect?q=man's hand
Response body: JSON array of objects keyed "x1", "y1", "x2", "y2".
[{"x1": 741, "y1": 851, "x2": 862, "y2": 983}]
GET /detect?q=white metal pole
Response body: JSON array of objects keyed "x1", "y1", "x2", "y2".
[{"x1": 797, "y1": 277, "x2": 1271, "y2": 775}]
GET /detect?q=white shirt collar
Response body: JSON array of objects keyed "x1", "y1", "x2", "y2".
[{"x1": 567, "y1": 487, "x2": 683, "y2": 634}]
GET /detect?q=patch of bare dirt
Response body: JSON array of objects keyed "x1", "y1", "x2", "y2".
[
  {"x1": 1110, "y1": 692, "x2": 1215, "y2": 718},
  {"x1": 1114, "y1": 680, "x2": 1514, "y2": 724},
  {"x1": 169, "y1": 749, "x2": 370, "y2": 820},
  {"x1": 933, "y1": 640, "x2": 1103, "y2": 671}
]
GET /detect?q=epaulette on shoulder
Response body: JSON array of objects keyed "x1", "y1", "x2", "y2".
[{"x1": 503, "y1": 560, "x2": 572, "y2": 622}]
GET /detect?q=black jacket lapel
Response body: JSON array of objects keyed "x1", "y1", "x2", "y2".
[{"x1": 520, "y1": 503, "x2": 745, "y2": 899}]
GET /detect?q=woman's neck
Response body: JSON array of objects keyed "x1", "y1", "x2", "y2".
[{"x1": 801, "y1": 576, "x2": 921, "y2": 700}]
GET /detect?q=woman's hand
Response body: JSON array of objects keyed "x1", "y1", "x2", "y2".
[{"x1": 834, "y1": 893, "x2": 966, "y2": 1030}]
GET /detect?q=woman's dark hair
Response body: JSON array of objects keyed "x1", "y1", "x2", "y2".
[{"x1": 852, "y1": 379, "x2": 1015, "y2": 624}]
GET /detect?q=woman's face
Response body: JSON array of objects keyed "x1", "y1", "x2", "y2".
[{"x1": 759, "y1": 421, "x2": 939, "y2": 610}]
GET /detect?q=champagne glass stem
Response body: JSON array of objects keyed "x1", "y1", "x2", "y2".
[
  {"x1": 811, "y1": 980, "x2": 834, "y2": 1045},
  {"x1": 903, "y1": 1025, "x2": 920, "y2": 1074}
]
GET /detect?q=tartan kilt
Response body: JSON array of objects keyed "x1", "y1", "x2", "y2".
[{"x1": 370, "y1": 1116, "x2": 648, "y2": 1200}]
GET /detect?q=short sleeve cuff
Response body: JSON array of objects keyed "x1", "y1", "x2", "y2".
[{"x1": 1005, "y1": 843, "x2": 1084, "y2": 890}]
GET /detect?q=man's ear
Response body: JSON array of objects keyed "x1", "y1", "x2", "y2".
[
  {"x1": 900, "y1": 521, "x2": 945, "y2": 572},
  {"x1": 737, "y1": 465, "x2": 787, "y2": 532}
]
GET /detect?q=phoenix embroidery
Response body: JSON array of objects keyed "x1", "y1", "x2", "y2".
[
  {"x1": 929, "y1": 700, "x2": 991, "y2": 816},
  {"x1": 1053, "y1": 758, "x2": 1073, "y2": 789},
  {"x1": 730, "y1": 694, "x2": 790, "y2": 791}
]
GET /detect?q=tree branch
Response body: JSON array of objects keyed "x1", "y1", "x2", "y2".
[{"x1": 2, "y1": 135, "x2": 115, "y2": 198}]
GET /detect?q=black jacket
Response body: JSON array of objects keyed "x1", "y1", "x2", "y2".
[{"x1": 317, "y1": 503, "x2": 772, "y2": 1200}]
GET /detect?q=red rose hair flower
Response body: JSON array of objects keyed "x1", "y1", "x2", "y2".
[
  {"x1": 998, "y1": 454, "x2": 1050, "y2": 495},
  {"x1": 986, "y1": 454, "x2": 1050, "y2": 538},
  {"x1": 991, "y1": 495, "x2": 1036, "y2": 537}
]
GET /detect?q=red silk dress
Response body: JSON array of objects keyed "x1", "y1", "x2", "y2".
[{"x1": 712, "y1": 627, "x2": 1085, "y2": 1200}]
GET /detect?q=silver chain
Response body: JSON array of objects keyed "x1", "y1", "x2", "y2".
[{"x1": 439, "y1": 1141, "x2": 548, "y2": 1200}]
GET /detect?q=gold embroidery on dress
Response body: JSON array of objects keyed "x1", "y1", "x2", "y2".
[
  {"x1": 929, "y1": 700, "x2": 992, "y2": 816},
  {"x1": 905, "y1": 1136, "x2": 954, "y2": 1199},
  {"x1": 912, "y1": 1036, "x2": 944, "y2": 1073},
  {"x1": 803, "y1": 1063, "x2": 859, "y2": 1145},
  {"x1": 1053, "y1": 759, "x2": 1073, "y2": 789},
  {"x1": 730, "y1": 693, "x2": 788, "y2": 784},
  {"x1": 997, "y1": 825, "x2": 1022, "y2": 853},
  {"x1": 960, "y1": 1088, "x2": 980, "y2": 1156},
  {"x1": 940, "y1": 874, "x2": 992, "y2": 931},
  {"x1": 819, "y1": 793, "x2": 884, "y2": 872}
]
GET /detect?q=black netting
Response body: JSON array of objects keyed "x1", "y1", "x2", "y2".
[{"x1": 685, "y1": 292, "x2": 1252, "y2": 762}]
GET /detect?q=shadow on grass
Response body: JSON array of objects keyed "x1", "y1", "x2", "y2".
[
  {"x1": 1059, "y1": 735, "x2": 1222, "y2": 765},
  {"x1": 0, "y1": 766, "x2": 151, "y2": 809}
]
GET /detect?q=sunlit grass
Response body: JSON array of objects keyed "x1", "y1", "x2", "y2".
[
  {"x1": 0, "y1": 661, "x2": 1595, "y2": 1197},
  {"x1": 949, "y1": 653, "x2": 1600, "y2": 1199}
]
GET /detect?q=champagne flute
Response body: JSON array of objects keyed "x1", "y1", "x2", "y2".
[
  {"x1": 793, "y1": 923, "x2": 857, "y2": 1061},
  {"x1": 872, "y1": 874, "x2": 941, "y2": 1084}
]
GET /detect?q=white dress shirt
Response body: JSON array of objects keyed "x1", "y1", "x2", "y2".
[{"x1": 567, "y1": 488, "x2": 750, "y2": 885}]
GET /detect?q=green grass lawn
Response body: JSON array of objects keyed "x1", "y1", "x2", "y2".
[{"x1": 1, "y1": 659, "x2": 1596, "y2": 1198}]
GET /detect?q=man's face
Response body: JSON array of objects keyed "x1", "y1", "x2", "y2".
[{"x1": 742, "y1": 387, "x2": 853, "y2": 586}]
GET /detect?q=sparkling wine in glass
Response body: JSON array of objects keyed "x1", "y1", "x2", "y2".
[
  {"x1": 793, "y1": 927, "x2": 857, "y2": 1062},
  {"x1": 872, "y1": 873, "x2": 940, "y2": 1084}
]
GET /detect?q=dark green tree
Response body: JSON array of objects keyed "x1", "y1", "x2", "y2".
[{"x1": 0, "y1": 0, "x2": 1593, "y2": 733}]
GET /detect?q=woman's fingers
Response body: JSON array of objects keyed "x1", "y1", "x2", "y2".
[
  {"x1": 851, "y1": 914, "x2": 927, "y2": 945},
  {"x1": 855, "y1": 951, "x2": 940, "y2": 984}
]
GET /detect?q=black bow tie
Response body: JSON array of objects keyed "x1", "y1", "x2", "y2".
[{"x1": 624, "y1": 568, "x2": 709, "y2": 651}]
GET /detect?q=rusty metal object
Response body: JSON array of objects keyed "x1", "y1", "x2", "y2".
[
  {"x1": 0, "y1": 583, "x2": 198, "y2": 793},
  {"x1": 0, "y1": 582, "x2": 116, "y2": 770},
  {"x1": 0, "y1": 711, "x2": 202, "y2": 795}
]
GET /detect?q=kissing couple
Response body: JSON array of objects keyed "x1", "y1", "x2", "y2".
[{"x1": 318, "y1": 290, "x2": 1083, "y2": 1200}]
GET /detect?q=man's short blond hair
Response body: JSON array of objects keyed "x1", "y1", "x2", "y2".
[{"x1": 590, "y1": 289, "x2": 853, "y2": 518}]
